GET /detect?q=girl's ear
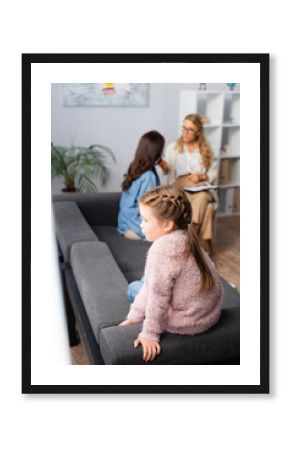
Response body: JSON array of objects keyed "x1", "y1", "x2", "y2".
[{"x1": 163, "y1": 219, "x2": 175, "y2": 233}]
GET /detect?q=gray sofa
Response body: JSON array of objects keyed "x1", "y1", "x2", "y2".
[{"x1": 53, "y1": 192, "x2": 240, "y2": 365}]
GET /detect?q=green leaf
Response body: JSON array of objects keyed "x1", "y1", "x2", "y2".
[
  {"x1": 51, "y1": 142, "x2": 115, "y2": 192},
  {"x1": 76, "y1": 174, "x2": 97, "y2": 193}
]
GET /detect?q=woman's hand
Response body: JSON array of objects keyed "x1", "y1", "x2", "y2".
[
  {"x1": 187, "y1": 172, "x2": 208, "y2": 185},
  {"x1": 158, "y1": 159, "x2": 169, "y2": 174},
  {"x1": 187, "y1": 173, "x2": 200, "y2": 184},
  {"x1": 119, "y1": 319, "x2": 137, "y2": 326},
  {"x1": 134, "y1": 337, "x2": 161, "y2": 362}
]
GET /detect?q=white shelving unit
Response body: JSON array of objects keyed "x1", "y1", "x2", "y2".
[{"x1": 179, "y1": 89, "x2": 240, "y2": 216}]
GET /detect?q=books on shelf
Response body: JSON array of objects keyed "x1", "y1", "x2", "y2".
[
  {"x1": 232, "y1": 187, "x2": 240, "y2": 213},
  {"x1": 219, "y1": 159, "x2": 229, "y2": 185},
  {"x1": 218, "y1": 187, "x2": 240, "y2": 215}
]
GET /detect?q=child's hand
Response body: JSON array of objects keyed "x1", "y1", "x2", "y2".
[
  {"x1": 119, "y1": 319, "x2": 137, "y2": 326},
  {"x1": 134, "y1": 337, "x2": 161, "y2": 362}
]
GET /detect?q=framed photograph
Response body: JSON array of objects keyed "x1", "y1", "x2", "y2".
[{"x1": 22, "y1": 53, "x2": 269, "y2": 394}]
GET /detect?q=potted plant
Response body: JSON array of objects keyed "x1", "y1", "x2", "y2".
[{"x1": 51, "y1": 143, "x2": 116, "y2": 192}]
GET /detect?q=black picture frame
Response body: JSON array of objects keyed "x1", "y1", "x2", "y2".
[{"x1": 22, "y1": 53, "x2": 269, "y2": 394}]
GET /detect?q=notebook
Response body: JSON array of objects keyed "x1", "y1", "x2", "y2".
[{"x1": 183, "y1": 185, "x2": 218, "y2": 193}]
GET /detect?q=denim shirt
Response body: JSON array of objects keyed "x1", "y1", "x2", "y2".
[{"x1": 117, "y1": 169, "x2": 160, "y2": 239}]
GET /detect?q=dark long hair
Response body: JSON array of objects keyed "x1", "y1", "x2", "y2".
[
  {"x1": 121, "y1": 131, "x2": 165, "y2": 191},
  {"x1": 140, "y1": 185, "x2": 215, "y2": 293}
]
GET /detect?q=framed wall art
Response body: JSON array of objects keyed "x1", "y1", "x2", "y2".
[{"x1": 62, "y1": 83, "x2": 149, "y2": 107}]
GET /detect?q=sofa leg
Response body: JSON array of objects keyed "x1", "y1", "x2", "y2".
[
  {"x1": 63, "y1": 285, "x2": 80, "y2": 347},
  {"x1": 59, "y1": 262, "x2": 80, "y2": 347}
]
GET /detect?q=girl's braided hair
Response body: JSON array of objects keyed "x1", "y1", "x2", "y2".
[{"x1": 140, "y1": 185, "x2": 214, "y2": 292}]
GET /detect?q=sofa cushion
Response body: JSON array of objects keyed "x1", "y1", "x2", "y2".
[
  {"x1": 220, "y1": 277, "x2": 240, "y2": 307},
  {"x1": 70, "y1": 241, "x2": 130, "y2": 343},
  {"x1": 99, "y1": 276, "x2": 240, "y2": 364},
  {"x1": 99, "y1": 304, "x2": 240, "y2": 365},
  {"x1": 92, "y1": 226, "x2": 151, "y2": 283},
  {"x1": 53, "y1": 201, "x2": 98, "y2": 262}
]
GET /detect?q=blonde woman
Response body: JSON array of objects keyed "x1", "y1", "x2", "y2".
[{"x1": 160, "y1": 114, "x2": 218, "y2": 252}]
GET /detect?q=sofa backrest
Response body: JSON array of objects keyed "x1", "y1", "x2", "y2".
[
  {"x1": 92, "y1": 226, "x2": 151, "y2": 283},
  {"x1": 53, "y1": 192, "x2": 121, "y2": 227}
]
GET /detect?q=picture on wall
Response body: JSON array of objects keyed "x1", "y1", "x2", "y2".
[{"x1": 63, "y1": 83, "x2": 149, "y2": 107}]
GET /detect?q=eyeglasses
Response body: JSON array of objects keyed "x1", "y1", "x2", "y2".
[{"x1": 180, "y1": 126, "x2": 197, "y2": 135}]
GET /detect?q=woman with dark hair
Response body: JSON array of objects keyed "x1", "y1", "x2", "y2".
[{"x1": 117, "y1": 130, "x2": 165, "y2": 240}]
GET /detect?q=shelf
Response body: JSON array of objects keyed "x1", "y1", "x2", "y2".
[
  {"x1": 217, "y1": 212, "x2": 240, "y2": 218},
  {"x1": 218, "y1": 154, "x2": 240, "y2": 159},
  {"x1": 217, "y1": 186, "x2": 240, "y2": 216},
  {"x1": 204, "y1": 123, "x2": 240, "y2": 128},
  {"x1": 204, "y1": 123, "x2": 222, "y2": 128},
  {"x1": 222, "y1": 123, "x2": 240, "y2": 127},
  {"x1": 199, "y1": 90, "x2": 240, "y2": 94},
  {"x1": 218, "y1": 183, "x2": 240, "y2": 189},
  {"x1": 179, "y1": 88, "x2": 240, "y2": 215}
]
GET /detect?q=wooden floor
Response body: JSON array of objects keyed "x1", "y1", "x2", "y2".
[{"x1": 70, "y1": 215, "x2": 240, "y2": 364}]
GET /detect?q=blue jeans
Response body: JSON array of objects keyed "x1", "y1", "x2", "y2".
[{"x1": 127, "y1": 277, "x2": 144, "y2": 303}]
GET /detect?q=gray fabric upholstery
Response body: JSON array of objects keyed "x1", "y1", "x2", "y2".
[
  {"x1": 92, "y1": 227, "x2": 240, "y2": 305},
  {"x1": 93, "y1": 226, "x2": 151, "y2": 282},
  {"x1": 99, "y1": 303, "x2": 240, "y2": 365},
  {"x1": 53, "y1": 194, "x2": 240, "y2": 365},
  {"x1": 94, "y1": 237, "x2": 240, "y2": 364},
  {"x1": 53, "y1": 192, "x2": 121, "y2": 227},
  {"x1": 220, "y1": 278, "x2": 240, "y2": 306},
  {"x1": 70, "y1": 241, "x2": 130, "y2": 343},
  {"x1": 53, "y1": 201, "x2": 98, "y2": 262}
]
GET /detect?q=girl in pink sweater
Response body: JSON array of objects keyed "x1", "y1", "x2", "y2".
[{"x1": 119, "y1": 185, "x2": 223, "y2": 362}]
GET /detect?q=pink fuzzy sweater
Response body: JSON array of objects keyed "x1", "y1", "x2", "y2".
[{"x1": 127, "y1": 229, "x2": 223, "y2": 342}]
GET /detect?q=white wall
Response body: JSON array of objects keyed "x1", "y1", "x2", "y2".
[{"x1": 51, "y1": 83, "x2": 236, "y2": 193}]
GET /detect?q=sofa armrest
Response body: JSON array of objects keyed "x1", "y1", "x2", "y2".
[
  {"x1": 53, "y1": 192, "x2": 121, "y2": 227},
  {"x1": 53, "y1": 201, "x2": 99, "y2": 262}
]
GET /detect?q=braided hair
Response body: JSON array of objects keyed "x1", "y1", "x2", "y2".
[{"x1": 140, "y1": 185, "x2": 214, "y2": 292}]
